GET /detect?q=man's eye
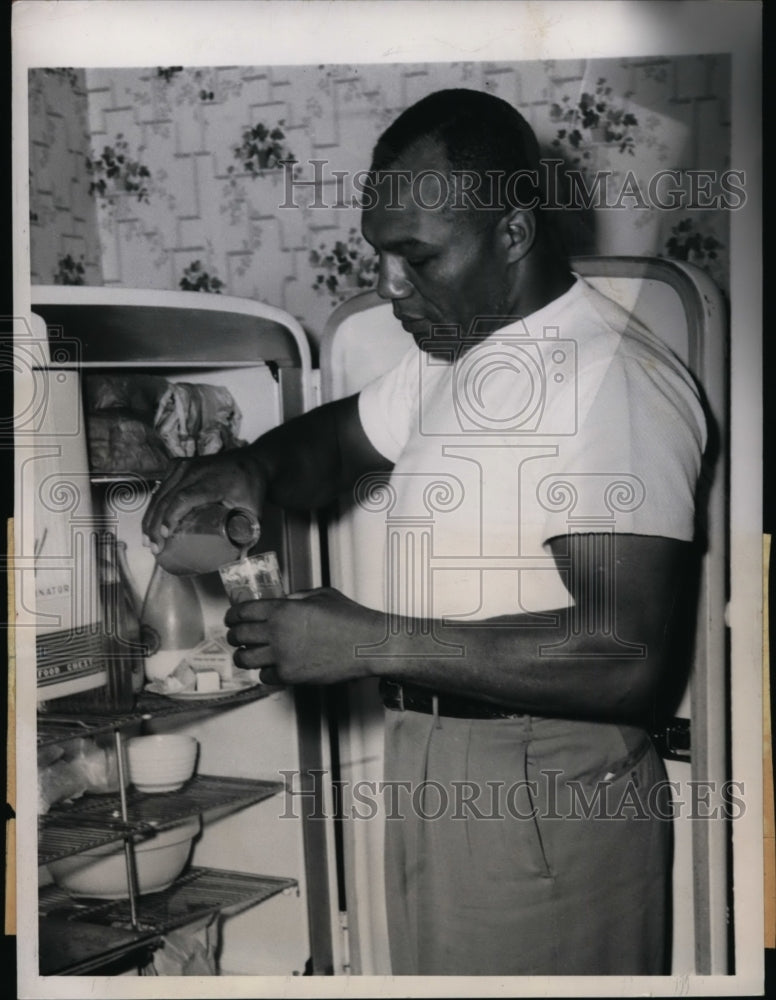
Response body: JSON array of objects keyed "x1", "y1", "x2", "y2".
[{"x1": 407, "y1": 257, "x2": 432, "y2": 269}]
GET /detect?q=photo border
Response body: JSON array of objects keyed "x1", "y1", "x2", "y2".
[{"x1": 11, "y1": 2, "x2": 763, "y2": 997}]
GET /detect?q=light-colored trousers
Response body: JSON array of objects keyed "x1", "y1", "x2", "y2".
[{"x1": 383, "y1": 709, "x2": 672, "y2": 975}]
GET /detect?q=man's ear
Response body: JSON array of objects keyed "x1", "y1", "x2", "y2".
[{"x1": 503, "y1": 209, "x2": 536, "y2": 262}]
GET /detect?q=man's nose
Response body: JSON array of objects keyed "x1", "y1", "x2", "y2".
[{"x1": 376, "y1": 254, "x2": 412, "y2": 300}]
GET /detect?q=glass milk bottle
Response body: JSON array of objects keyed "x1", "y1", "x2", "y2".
[
  {"x1": 114, "y1": 537, "x2": 146, "y2": 694},
  {"x1": 155, "y1": 504, "x2": 260, "y2": 575},
  {"x1": 49, "y1": 530, "x2": 138, "y2": 714}
]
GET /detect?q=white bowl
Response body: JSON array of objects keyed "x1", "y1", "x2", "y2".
[
  {"x1": 49, "y1": 816, "x2": 200, "y2": 898},
  {"x1": 127, "y1": 734, "x2": 198, "y2": 793}
]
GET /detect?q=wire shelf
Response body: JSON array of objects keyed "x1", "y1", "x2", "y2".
[
  {"x1": 39, "y1": 866, "x2": 297, "y2": 975},
  {"x1": 37, "y1": 684, "x2": 281, "y2": 747},
  {"x1": 39, "y1": 916, "x2": 160, "y2": 976},
  {"x1": 40, "y1": 866, "x2": 298, "y2": 926},
  {"x1": 39, "y1": 775, "x2": 284, "y2": 864},
  {"x1": 38, "y1": 824, "x2": 140, "y2": 865}
]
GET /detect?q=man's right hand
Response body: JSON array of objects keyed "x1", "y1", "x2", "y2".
[
  {"x1": 142, "y1": 447, "x2": 267, "y2": 553},
  {"x1": 142, "y1": 394, "x2": 391, "y2": 552}
]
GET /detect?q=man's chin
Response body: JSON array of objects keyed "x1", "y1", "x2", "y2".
[
  {"x1": 398, "y1": 316, "x2": 428, "y2": 335},
  {"x1": 400, "y1": 317, "x2": 480, "y2": 357},
  {"x1": 415, "y1": 339, "x2": 458, "y2": 360},
  {"x1": 399, "y1": 318, "x2": 447, "y2": 353}
]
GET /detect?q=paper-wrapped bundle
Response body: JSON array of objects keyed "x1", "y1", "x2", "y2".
[
  {"x1": 154, "y1": 382, "x2": 245, "y2": 458},
  {"x1": 84, "y1": 373, "x2": 169, "y2": 423},
  {"x1": 87, "y1": 411, "x2": 171, "y2": 475},
  {"x1": 84, "y1": 375, "x2": 245, "y2": 475},
  {"x1": 38, "y1": 736, "x2": 128, "y2": 814}
]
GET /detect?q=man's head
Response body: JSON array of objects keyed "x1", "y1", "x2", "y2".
[
  {"x1": 360, "y1": 89, "x2": 568, "y2": 348},
  {"x1": 370, "y1": 88, "x2": 543, "y2": 206}
]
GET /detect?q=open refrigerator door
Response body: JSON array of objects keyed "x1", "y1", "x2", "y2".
[
  {"x1": 320, "y1": 256, "x2": 730, "y2": 976},
  {"x1": 25, "y1": 287, "x2": 343, "y2": 977}
]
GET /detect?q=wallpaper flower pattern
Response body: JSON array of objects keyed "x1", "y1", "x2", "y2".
[{"x1": 29, "y1": 57, "x2": 732, "y2": 346}]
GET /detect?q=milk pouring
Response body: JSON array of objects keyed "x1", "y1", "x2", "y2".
[{"x1": 155, "y1": 504, "x2": 260, "y2": 575}]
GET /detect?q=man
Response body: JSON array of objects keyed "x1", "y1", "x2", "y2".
[{"x1": 144, "y1": 89, "x2": 706, "y2": 975}]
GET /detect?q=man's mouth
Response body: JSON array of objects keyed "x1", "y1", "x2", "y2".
[{"x1": 394, "y1": 313, "x2": 427, "y2": 332}]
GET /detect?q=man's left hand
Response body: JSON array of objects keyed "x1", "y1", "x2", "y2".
[{"x1": 224, "y1": 587, "x2": 380, "y2": 686}]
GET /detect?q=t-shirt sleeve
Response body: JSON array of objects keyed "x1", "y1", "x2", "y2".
[
  {"x1": 540, "y1": 351, "x2": 707, "y2": 545},
  {"x1": 357, "y1": 345, "x2": 420, "y2": 463}
]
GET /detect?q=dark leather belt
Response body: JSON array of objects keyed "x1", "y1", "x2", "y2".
[{"x1": 379, "y1": 678, "x2": 526, "y2": 720}]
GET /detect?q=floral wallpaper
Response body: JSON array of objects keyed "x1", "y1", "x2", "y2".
[
  {"x1": 28, "y1": 56, "x2": 732, "y2": 348},
  {"x1": 28, "y1": 69, "x2": 104, "y2": 287}
]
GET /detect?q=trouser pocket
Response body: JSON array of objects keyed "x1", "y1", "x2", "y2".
[
  {"x1": 600, "y1": 726, "x2": 653, "y2": 784},
  {"x1": 527, "y1": 723, "x2": 662, "y2": 873}
]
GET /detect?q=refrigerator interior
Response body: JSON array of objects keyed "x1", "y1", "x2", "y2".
[
  {"x1": 94, "y1": 365, "x2": 311, "y2": 977},
  {"x1": 30, "y1": 289, "x2": 339, "y2": 976}
]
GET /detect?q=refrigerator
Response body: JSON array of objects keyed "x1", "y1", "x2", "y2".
[
  {"x1": 23, "y1": 254, "x2": 729, "y2": 979},
  {"x1": 26, "y1": 285, "x2": 342, "y2": 977}
]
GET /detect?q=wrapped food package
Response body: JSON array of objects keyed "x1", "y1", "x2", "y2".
[
  {"x1": 142, "y1": 916, "x2": 218, "y2": 976},
  {"x1": 84, "y1": 374, "x2": 169, "y2": 422},
  {"x1": 158, "y1": 659, "x2": 197, "y2": 694},
  {"x1": 84, "y1": 374, "x2": 245, "y2": 475},
  {"x1": 38, "y1": 735, "x2": 128, "y2": 814},
  {"x1": 87, "y1": 411, "x2": 172, "y2": 476},
  {"x1": 38, "y1": 758, "x2": 88, "y2": 815},
  {"x1": 154, "y1": 382, "x2": 246, "y2": 458}
]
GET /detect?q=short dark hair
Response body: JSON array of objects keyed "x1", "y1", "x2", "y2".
[
  {"x1": 372, "y1": 88, "x2": 539, "y2": 173},
  {"x1": 370, "y1": 88, "x2": 542, "y2": 212}
]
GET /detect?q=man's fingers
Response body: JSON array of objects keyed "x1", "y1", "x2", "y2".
[
  {"x1": 233, "y1": 643, "x2": 275, "y2": 670},
  {"x1": 225, "y1": 623, "x2": 271, "y2": 647},
  {"x1": 285, "y1": 588, "x2": 318, "y2": 601},
  {"x1": 141, "y1": 460, "x2": 192, "y2": 541},
  {"x1": 154, "y1": 485, "x2": 213, "y2": 542},
  {"x1": 258, "y1": 666, "x2": 281, "y2": 686},
  {"x1": 224, "y1": 599, "x2": 281, "y2": 626}
]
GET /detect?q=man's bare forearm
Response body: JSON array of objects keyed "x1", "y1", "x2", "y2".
[
  {"x1": 355, "y1": 533, "x2": 686, "y2": 723},
  {"x1": 236, "y1": 532, "x2": 685, "y2": 725},
  {"x1": 227, "y1": 588, "x2": 671, "y2": 725},
  {"x1": 247, "y1": 394, "x2": 393, "y2": 511},
  {"x1": 358, "y1": 607, "x2": 662, "y2": 724},
  {"x1": 142, "y1": 394, "x2": 392, "y2": 551},
  {"x1": 359, "y1": 533, "x2": 685, "y2": 723}
]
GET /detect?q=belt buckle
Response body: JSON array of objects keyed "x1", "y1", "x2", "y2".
[{"x1": 397, "y1": 682, "x2": 405, "y2": 711}]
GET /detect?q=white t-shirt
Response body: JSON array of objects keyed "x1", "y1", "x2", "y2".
[{"x1": 357, "y1": 277, "x2": 707, "y2": 620}]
